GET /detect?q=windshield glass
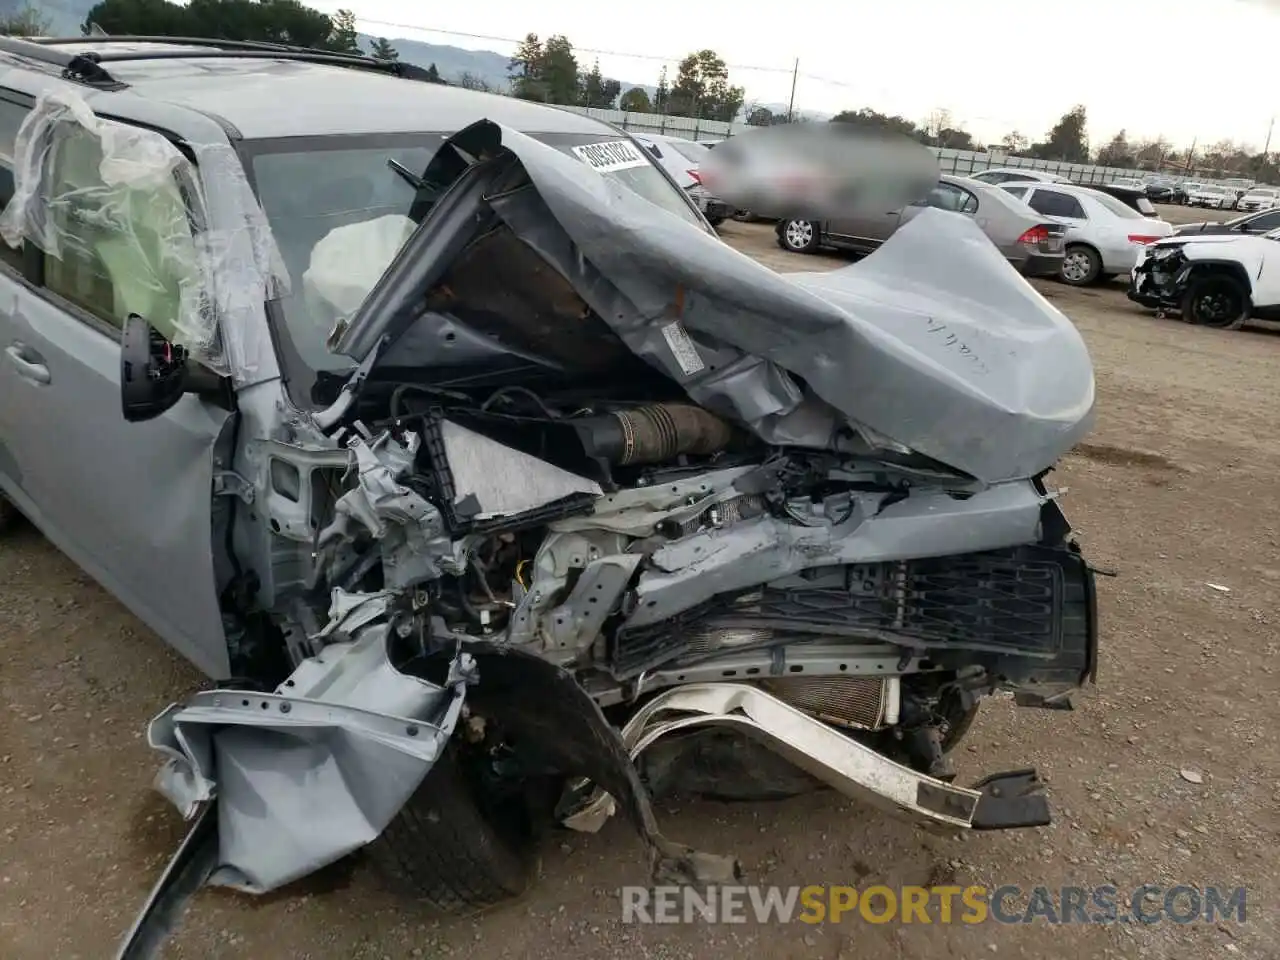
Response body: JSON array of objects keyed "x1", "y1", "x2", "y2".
[
  {"x1": 240, "y1": 131, "x2": 703, "y2": 402},
  {"x1": 1252, "y1": 188, "x2": 1278, "y2": 197},
  {"x1": 1202, "y1": 186, "x2": 1226, "y2": 195}
]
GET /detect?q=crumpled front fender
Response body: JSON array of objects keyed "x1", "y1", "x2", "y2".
[{"x1": 148, "y1": 622, "x2": 471, "y2": 893}]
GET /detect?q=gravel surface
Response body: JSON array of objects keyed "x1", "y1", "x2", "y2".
[{"x1": 2, "y1": 205, "x2": 1276, "y2": 960}]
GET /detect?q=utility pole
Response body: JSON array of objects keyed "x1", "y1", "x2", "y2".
[
  {"x1": 1264, "y1": 116, "x2": 1274, "y2": 160},
  {"x1": 786, "y1": 58, "x2": 798, "y2": 123}
]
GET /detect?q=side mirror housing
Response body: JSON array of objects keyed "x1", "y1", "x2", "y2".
[{"x1": 120, "y1": 314, "x2": 228, "y2": 423}]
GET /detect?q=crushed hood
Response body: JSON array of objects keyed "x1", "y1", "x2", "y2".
[{"x1": 333, "y1": 121, "x2": 1095, "y2": 484}]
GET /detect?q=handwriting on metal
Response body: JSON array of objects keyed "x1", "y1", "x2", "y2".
[{"x1": 924, "y1": 316, "x2": 990, "y2": 376}]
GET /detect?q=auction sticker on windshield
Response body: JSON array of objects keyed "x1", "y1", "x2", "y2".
[{"x1": 572, "y1": 140, "x2": 650, "y2": 173}]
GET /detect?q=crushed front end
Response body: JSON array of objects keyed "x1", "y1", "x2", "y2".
[
  {"x1": 1129, "y1": 239, "x2": 1189, "y2": 312},
  {"x1": 127, "y1": 119, "x2": 1101, "y2": 956}
]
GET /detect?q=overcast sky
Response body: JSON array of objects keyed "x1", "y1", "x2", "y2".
[{"x1": 318, "y1": 0, "x2": 1278, "y2": 150}]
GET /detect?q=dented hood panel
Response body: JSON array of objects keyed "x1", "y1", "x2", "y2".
[{"x1": 337, "y1": 121, "x2": 1096, "y2": 483}]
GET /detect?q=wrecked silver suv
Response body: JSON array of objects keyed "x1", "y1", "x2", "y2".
[{"x1": 0, "y1": 40, "x2": 1097, "y2": 958}]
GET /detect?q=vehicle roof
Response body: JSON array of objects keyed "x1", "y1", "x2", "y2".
[
  {"x1": 35, "y1": 40, "x2": 613, "y2": 139},
  {"x1": 980, "y1": 167, "x2": 1069, "y2": 181}
]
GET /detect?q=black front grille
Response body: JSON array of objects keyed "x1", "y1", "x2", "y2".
[{"x1": 611, "y1": 545, "x2": 1095, "y2": 682}]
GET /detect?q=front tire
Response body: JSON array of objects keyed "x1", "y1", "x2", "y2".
[
  {"x1": 1181, "y1": 275, "x2": 1248, "y2": 329},
  {"x1": 777, "y1": 218, "x2": 820, "y2": 253},
  {"x1": 1059, "y1": 244, "x2": 1101, "y2": 286},
  {"x1": 366, "y1": 746, "x2": 536, "y2": 912}
]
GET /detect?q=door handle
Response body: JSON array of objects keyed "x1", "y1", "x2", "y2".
[{"x1": 5, "y1": 344, "x2": 51, "y2": 385}]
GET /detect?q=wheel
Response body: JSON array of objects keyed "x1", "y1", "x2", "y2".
[
  {"x1": 706, "y1": 214, "x2": 725, "y2": 227},
  {"x1": 1059, "y1": 244, "x2": 1101, "y2": 286},
  {"x1": 777, "y1": 218, "x2": 820, "y2": 253},
  {"x1": 366, "y1": 745, "x2": 536, "y2": 912},
  {"x1": 1180, "y1": 275, "x2": 1248, "y2": 329}
]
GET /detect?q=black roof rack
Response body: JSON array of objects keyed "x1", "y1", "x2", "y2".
[{"x1": 0, "y1": 35, "x2": 437, "y2": 90}]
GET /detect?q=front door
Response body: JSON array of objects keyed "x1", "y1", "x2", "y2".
[{"x1": 0, "y1": 97, "x2": 232, "y2": 677}]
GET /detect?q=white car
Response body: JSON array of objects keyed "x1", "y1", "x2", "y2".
[
  {"x1": 1237, "y1": 186, "x2": 1279, "y2": 213},
  {"x1": 632, "y1": 132, "x2": 733, "y2": 225},
  {"x1": 970, "y1": 167, "x2": 1072, "y2": 186},
  {"x1": 1130, "y1": 229, "x2": 1280, "y2": 328},
  {"x1": 1108, "y1": 177, "x2": 1147, "y2": 191},
  {"x1": 1000, "y1": 182, "x2": 1174, "y2": 285},
  {"x1": 1187, "y1": 184, "x2": 1235, "y2": 209}
]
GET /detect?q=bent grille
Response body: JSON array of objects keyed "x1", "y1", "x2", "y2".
[{"x1": 612, "y1": 545, "x2": 1090, "y2": 679}]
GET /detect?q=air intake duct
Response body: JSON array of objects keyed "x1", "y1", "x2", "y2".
[{"x1": 570, "y1": 403, "x2": 735, "y2": 466}]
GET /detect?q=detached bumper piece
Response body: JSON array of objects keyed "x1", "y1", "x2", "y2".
[{"x1": 562, "y1": 683, "x2": 1051, "y2": 834}]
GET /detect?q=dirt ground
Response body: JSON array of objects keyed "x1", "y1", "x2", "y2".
[{"x1": 3, "y1": 204, "x2": 1278, "y2": 960}]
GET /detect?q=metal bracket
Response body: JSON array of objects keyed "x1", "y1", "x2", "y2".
[{"x1": 212, "y1": 470, "x2": 254, "y2": 504}]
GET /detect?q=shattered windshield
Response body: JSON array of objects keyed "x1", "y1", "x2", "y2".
[{"x1": 239, "y1": 130, "x2": 703, "y2": 403}]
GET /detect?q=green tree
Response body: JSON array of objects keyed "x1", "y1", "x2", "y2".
[
  {"x1": 619, "y1": 87, "x2": 651, "y2": 112},
  {"x1": 831, "y1": 108, "x2": 923, "y2": 140},
  {"x1": 509, "y1": 33, "x2": 545, "y2": 100},
  {"x1": 369, "y1": 37, "x2": 399, "y2": 61},
  {"x1": 1029, "y1": 105, "x2": 1089, "y2": 163},
  {"x1": 540, "y1": 35, "x2": 579, "y2": 105},
  {"x1": 667, "y1": 50, "x2": 743, "y2": 122},
  {"x1": 654, "y1": 65, "x2": 669, "y2": 113},
  {"x1": 424, "y1": 62, "x2": 443, "y2": 84},
  {"x1": 457, "y1": 71, "x2": 493, "y2": 93},
  {"x1": 1096, "y1": 129, "x2": 1133, "y2": 167},
  {"x1": 328, "y1": 8, "x2": 360, "y2": 54},
  {"x1": 1, "y1": 4, "x2": 50, "y2": 35},
  {"x1": 578, "y1": 60, "x2": 619, "y2": 108},
  {"x1": 86, "y1": 0, "x2": 339, "y2": 50},
  {"x1": 1001, "y1": 130, "x2": 1029, "y2": 154}
]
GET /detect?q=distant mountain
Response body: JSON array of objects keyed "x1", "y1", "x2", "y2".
[{"x1": 16, "y1": 14, "x2": 812, "y2": 123}]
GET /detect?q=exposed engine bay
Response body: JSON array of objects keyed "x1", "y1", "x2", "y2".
[{"x1": 132, "y1": 120, "x2": 1101, "y2": 950}]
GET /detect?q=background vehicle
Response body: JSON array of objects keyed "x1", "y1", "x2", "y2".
[
  {"x1": 1187, "y1": 184, "x2": 1236, "y2": 209},
  {"x1": 1176, "y1": 180, "x2": 1203, "y2": 204},
  {"x1": 1108, "y1": 177, "x2": 1147, "y2": 191},
  {"x1": 1131, "y1": 229, "x2": 1280, "y2": 328},
  {"x1": 1090, "y1": 182, "x2": 1160, "y2": 216},
  {"x1": 1237, "y1": 186, "x2": 1279, "y2": 212},
  {"x1": 1142, "y1": 177, "x2": 1176, "y2": 203},
  {"x1": 776, "y1": 173, "x2": 1067, "y2": 276},
  {"x1": 969, "y1": 167, "x2": 1071, "y2": 185},
  {"x1": 1174, "y1": 206, "x2": 1280, "y2": 236},
  {"x1": 1000, "y1": 181, "x2": 1173, "y2": 285},
  {"x1": 633, "y1": 131, "x2": 733, "y2": 226}
]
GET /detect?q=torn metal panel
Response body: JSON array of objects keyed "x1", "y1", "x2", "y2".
[
  {"x1": 336, "y1": 121, "x2": 1097, "y2": 483},
  {"x1": 624, "y1": 478, "x2": 1046, "y2": 628},
  {"x1": 562, "y1": 683, "x2": 1045, "y2": 834},
  {"x1": 0, "y1": 88, "x2": 288, "y2": 383},
  {"x1": 148, "y1": 631, "x2": 471, "y2": 894}
]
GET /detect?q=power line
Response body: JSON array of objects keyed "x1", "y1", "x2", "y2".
[
  {"x1": 324, "y1": 11, "x2": 1030, "y2": 133},
  {"x1": 331, "y1": 15, "x2": 797, "y2": 75}
]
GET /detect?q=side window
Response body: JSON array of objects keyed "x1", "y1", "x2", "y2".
[
  {"x1": 927, "y1": 182, "x2": 978, "y2": 215},
  {"x1": 1243, "y1": 210, "x2": 1280, "y2": 232},
  {"x1": 1028, "y1": 190, "x2": 1086, "y2": 219},
  {"x1": 1002, "y1": 185, "x2": 1030, "y2": 200},
  {"x1": 0, "y1": 96, "x2": 30, "y2": 272},
  {"x1": 42, "y1": 121, "x2": 199, "y2": 339}
]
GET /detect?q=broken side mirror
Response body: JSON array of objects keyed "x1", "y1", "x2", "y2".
[{"x1": 120, "y1": 314, "x2": 228, "y2": 423}]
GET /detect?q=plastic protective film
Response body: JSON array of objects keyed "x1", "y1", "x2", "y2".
[{"x1": 0, "y1": 88, "x2": 288, "y2": 381}]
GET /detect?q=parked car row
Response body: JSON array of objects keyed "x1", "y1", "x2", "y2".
[{"x1": 772, "y1": 169, "x2": 1174, "y2": 289}]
